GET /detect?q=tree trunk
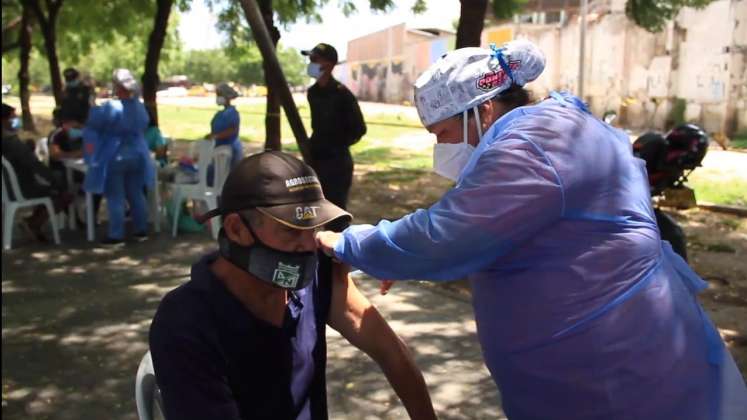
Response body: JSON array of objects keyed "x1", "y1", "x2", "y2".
[
  {"x1": 18, "y1": 2, "x2": 35, "y2": 132},
  {"x1": 142, "y1": 0, "x2": 174, "y2": 127},
  {"x1": 259, "y1": 0, "x2": 282, "y2": 151},
  {"x1": 238, "y1": 0, "x2": 311, "y2": 162},
  {"x1": 28, "y1": 0, "x2": 64, "y2": 105},
  {"x1": 456, "y1": 0, "x2": 488, "y2": 48}
]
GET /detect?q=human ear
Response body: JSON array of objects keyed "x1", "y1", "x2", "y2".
[
  {"x1": 479, "y1": 100, "x2": 495, "y2": 131},
  {"x1": 223, "y1": 213, "x2": 253, "y2": 246}
]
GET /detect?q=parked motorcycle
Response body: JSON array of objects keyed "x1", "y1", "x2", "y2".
[{"x1": 632, "y1": 124, "x2": 710, "y2": 261}]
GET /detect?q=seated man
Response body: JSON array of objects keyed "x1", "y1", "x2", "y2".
[
  {"x1": 48, "y1": 109, "x2": 84, "y2": 187},
  {"x1": 2, "y1": 103, "x2": 71, "y2": 241},
  {"x1": 149, "y1": 151, "x2": 436, "y2": 420},
  {"x1": 144, "y1": 107, "x2": 168, "y2": 167},
  {"x1": 47, "y1": 109, "x2": 102, "y2": 226}
]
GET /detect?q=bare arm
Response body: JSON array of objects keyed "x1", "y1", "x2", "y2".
[{"x1": 327, "y1": 263, "x2": 437, "y2": 420}]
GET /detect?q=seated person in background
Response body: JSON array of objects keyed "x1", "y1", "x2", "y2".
[
  {"x1": 48, "y1": 108, "x2": 102, "y2": 226},
  {"x1": 144, "y1": 107, "x2": 168, "y2": 167},
  {"x1": 150, "y1": 151, "x2": 436, "y2": 420},
  {"x1": 48, "y1": 108, "x2": 85, "y2": 188},
  {"x1": 2, "y1": 103, "x2": 72, "y2": 241}
]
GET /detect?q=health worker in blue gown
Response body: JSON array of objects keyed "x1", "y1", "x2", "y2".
[
  {"x1": 83, "y1": 68, "x2": 153, "y2": 246},
  {"x1": 206, "y1": 83, "x2": 242, "y2": 168},
  {"x1": 316, "y1": 40, "x2": 747, "y2": 420}
]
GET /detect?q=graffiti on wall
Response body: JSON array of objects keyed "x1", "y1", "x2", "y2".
[
  {"x1": 346, "y1": 36, "x2": 453, "y2": 104},
  {"x1": 350, "y1": 59, "x2": 407, "y2": 102}
]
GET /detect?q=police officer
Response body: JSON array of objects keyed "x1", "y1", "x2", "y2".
[
  {"x1": 302, "y1": 43, "x2": 366, "y2": 232},
  {"x1": 59, "y1": 67, "x2": 93, "y2": 124}
]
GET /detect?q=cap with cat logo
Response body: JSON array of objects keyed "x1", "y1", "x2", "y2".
[{"x1": 196, "y1": 151, "x2": 351, "y2": 229}]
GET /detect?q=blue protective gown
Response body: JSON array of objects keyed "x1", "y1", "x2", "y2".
[
  {"x1": 210, "y1": 105, "x2": 242, "y2": 167},
  {"x1": 83, "y1": 98, "x2": 153, "y2": 239},
  {"x1": 334, "y1": 92, "x2": 747, "y2": 419}
]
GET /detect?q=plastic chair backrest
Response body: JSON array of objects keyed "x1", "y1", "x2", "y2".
[
  {"x1": 135, "y1": 351, "x2": 165, "y2": 420},
  {"x1": 195, "y1": 140, "x2": 214, "y2": 190},
  {"x1": 36, "y1": 137, "x2": 50, "y2": 165},
  {"x1": 1, "y1": 156, "x2": 25, "y2": 203},
  {"x1": 211, "y1": 145, "x2": 233, "y2": 193}
]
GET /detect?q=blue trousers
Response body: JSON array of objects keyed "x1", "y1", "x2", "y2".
[{"x1": 105, "y1": 156, "x2": 148, "y2": 239}]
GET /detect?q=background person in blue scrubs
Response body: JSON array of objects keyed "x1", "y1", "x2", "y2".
[
  {"x1": 206, "y1": 83, "x2": 242, "y2": 167},
  {"x1": 317, "y1": 40, "x2": 747, "y2": 419},
  {"x1": 83, "y1": 68, "x2": 154, "y2": 245}
]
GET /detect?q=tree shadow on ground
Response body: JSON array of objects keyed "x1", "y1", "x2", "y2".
[
  {"x1": 326, "y1": 279, "x2": 505, "y2": 420},
  {"x1": 2, "y1": 227, "x2": 504, "y2": 419},
  {"x1": 2, "y1": 232, "x2": 214, "y2": 420}
]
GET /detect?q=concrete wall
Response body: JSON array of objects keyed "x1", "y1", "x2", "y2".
[
  {"x1": 343, "y1": 25, "x2": 454, "y2": 104},
  {"x1": 486, "y1": 0, "x2": 745, "y2": 134},
  {"x1": 340, "y1": 0, "x2": 744, "y2": 135}
]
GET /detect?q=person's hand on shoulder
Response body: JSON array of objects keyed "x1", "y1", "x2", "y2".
[{"x1": 315, "y1": 230, "x2": 341, "y2": 257}]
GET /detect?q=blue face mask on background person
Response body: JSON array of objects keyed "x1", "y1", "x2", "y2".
[
  {"x1": 68, "y1": 127, "x2": 83, "y2": 139},
  {"x1": 10, "y1": 117, "x2": 22, "y2": 131},
  {"x1": 307, "y1": 62, "x2": 323, "y2": 79}
]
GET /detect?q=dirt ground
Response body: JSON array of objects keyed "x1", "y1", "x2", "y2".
[
  {"x1": 346, "y1": 164, "x2": 747, "y2": 375},
  {"x1": 2, "y1": 139, "x2": 745, "y2": 419}
]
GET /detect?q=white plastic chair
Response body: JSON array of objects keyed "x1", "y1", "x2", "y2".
[
  {"x1": 148, "y1": 158, "x2": 162, "y2": 234},
  {"x1": 35, "y1": 137, "x2": 50, "y2": 165},
  {"x1": 169, "y1": 141, "x2": 232, "y2": 239},
  {"x1": 135, "y1": 351, "x2": 166, "y2": 420},
  {"x1": 2, "y1": 156, "x2": 61, "y2": 250}
]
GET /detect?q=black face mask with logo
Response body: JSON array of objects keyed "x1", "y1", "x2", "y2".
[{"x1": 217, "y1": 218, "x2": 318, "y2": 291}]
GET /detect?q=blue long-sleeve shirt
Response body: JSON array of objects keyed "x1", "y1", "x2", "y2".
[
  {"x1": 210, "y1": 105, "x2": 242, "y2": 167},
  {"x1": 334, "y1": 93, "x2": 747, "y2": 419}
]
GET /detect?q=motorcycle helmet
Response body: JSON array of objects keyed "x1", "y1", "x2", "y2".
[
  {"x1": 633, "y1": 132, "x2": 668, "y2": 175},
  {"x1": 664, "y1": 124, "x2": 709, "y2": 170}
]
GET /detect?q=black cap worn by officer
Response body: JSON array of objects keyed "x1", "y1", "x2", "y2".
[
  {"x1": 197, "y1": 151, "x2": 351, "y2": 290},
  {"x1": 301, "y1": 43, "x2": 338, "y2": 64}
]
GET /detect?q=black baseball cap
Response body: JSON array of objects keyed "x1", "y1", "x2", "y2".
[
  {"x1": 301, "y1": 43, "x2": 338, "y2": 64},
  {"x1": 196, "y1": 151, "x2": 351, "y2": 229}
]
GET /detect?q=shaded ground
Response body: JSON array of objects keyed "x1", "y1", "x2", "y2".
[
  {"x1": 2, "y1": 232, "x2": 501, "y2": 419},
  {"x1": 2, "y1": 98, "x2": 745, "y2": 418},
  {"x1": 3, "y1": 166, "x2": 745, "y2": 419}
]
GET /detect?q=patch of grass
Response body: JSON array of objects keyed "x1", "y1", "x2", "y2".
[
  {"x1": 732, "y1": 132, "x2": 747, "y2": 150},
  {"x1": 363, "y1": 168, "x2": 429, "y2": 183},
  {"x1": 720, "y1": 218, "x2": 743, "y2": 231},
  {"x1": 705, "y1": 243, "x2": 737, "y2": 253},
  {"x1": 689, "y1": 176, "x2": 747, "y2": 207}
]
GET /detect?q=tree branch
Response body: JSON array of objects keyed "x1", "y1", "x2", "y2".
[{"x1": 26, "y1": 0, "x2": 49, "y2": 29}]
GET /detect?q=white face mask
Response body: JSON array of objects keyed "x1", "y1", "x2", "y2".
[
  {"x1": 307, "y1": 62, "x2": 323, "y2": 79},
  {"x1": 433, "y1": 107, "x2": 483, "y2": 181},
  {"x1": 216, "y1": 96, "x2": 227, "y2": 106}
]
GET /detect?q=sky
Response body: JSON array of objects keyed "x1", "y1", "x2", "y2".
[{"x1": 178, "y1": 0, "x2": 461, "y2": 60}]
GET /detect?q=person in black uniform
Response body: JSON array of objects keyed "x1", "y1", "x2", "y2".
[
  {"x1": 57, "y1": 67, "x2": 93, "y2": 125},
  {"x1": 302, "y1": 43, "x2": 366, "y2": 232}
]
